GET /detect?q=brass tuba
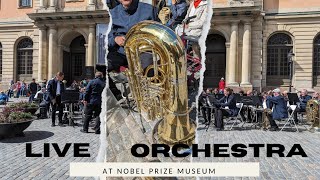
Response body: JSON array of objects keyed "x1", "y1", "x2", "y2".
[
  {"x1": 124, "y1": 21, "x2": 195, "y2": 145},
  {"x1": 306, "y1": 99, "x2": 320, "y2": 128}
]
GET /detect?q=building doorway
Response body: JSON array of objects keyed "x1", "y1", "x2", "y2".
[
  {"x1": 63, "y1": 35, "x2": 86, "y2": 86},
  {"x1": 204, "y1": 34, "x2": 226, "y2": 89}
]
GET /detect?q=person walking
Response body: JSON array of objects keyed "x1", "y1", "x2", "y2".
[{"x1": 28, "y1": 79, "x2": 38, "y2": 102}]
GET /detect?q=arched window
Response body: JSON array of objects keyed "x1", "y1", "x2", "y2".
[
  {"x1": 313, "y1": 34, "x2": 320, "y2": 86},
  {"x1": 267, "y1": 33, "x2": 293, "y2": 86},
  {"x1": 17, "y1": 38, "x2": 33, "y2": 76},
  {"x1": 0, "y1": 43, "x2": 2, "y2": 76}
]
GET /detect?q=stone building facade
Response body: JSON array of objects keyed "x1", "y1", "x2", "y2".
[
  {"x1": 0, "y1": 0, "x2": 108, "y2": 90},
  {"x1": 205, "y1": 0, "x2": 320, "y2": 92}
]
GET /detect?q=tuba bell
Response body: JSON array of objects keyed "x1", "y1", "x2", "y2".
[
  {"x1": 124, "y1": 21, "x2": 195, "y2": 146},
  {"x1": 306, "y1": 99, "x2": 320, "y2": 128}
]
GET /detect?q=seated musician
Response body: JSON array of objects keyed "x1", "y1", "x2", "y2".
[
  {"x1": 34, "y1": 87, "x2": 46, "y2": 102},
  {"x1": 293, "y1": 89, "x2": 312, "y2": 123},
  {"x1": 213, "y1": 88, "x2": 239, "y2": 131},
  {"x1": 107, "y1": 0, "x2": 158, "y2": 99},
  {"x1": 166, "y1": 0, "x2": 188, "y2": 29},
  {"x1": 267, "y1": 88, "x2": 288, "y2": 131},
  {"x1": 199, "y1": 90, "x2": 209, "y2": 124},
  {"x1": 175, "y1": 0, "x2": 208, "y2": 59}
]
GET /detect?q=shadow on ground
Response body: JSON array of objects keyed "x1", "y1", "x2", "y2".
[{"x1": 0, "y1": 131, "x2": 54, "y2": 143}]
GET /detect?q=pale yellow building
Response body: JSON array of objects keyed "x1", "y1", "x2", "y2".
[
  {"x1": 205, "y1": 0, "x2": 320, "y2": 92},
  {"x1": 0, "y1": 0, "x2": 108, "y2": 90}
]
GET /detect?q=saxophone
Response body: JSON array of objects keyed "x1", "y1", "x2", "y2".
[
  {"x1": 124, "y1": 21, "x2": 195, "y2": 146},
  {"x1": 306, "y1": 99, "x2": 320, "y2": 128}
]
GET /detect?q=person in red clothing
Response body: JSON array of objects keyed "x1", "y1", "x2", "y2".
[{"x1": 218, "y1": 77, "x2": 225, "y2": 94}]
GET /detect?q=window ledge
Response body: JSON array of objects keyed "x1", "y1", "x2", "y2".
[
  {"x1": 66, "y1": 0, "x2": 84, "y2": 2},
  {"x1": 18, "y1": 6, "x2": 32, "y2": 9}
]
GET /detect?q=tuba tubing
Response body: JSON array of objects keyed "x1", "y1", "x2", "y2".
[{"x1": 124, "y1": 21, "x2": 195, "y2": 145}]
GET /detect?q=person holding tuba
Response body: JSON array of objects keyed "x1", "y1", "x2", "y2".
[{"x1": 107, "y1": 0, "x2": 159, "y2": 99}]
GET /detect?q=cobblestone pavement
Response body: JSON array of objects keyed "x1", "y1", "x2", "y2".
[
  {"x1": 195, "y1": 116, "x2": 320, "y2": 180},
  {"x1": 0, "y1": 98, "x2": 100, "y2": 180}
]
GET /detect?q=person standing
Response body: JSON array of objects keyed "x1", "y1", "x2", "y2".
[
  {"x1": 28, "y1": 79, "x2": 38, "y2": 102},
  {"x1": 46, "y1": 72, "x2": 65, "y2": 127},
  {"x1": 81, "y1": 72, "x2": 106, "y2": 134},
  {"x1": 218, "y1": 77, "x2": 225, "y2": 94}
]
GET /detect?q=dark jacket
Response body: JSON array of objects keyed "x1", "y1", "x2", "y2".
[
  {"x1": 299, "y1": 95, "x2": 312, "y2": 110},
  {"x1": 84, "y1": 77, "x2": 106, "y2": 105},
  {"x1": 108, "y1": 0, "x2": 158, "y2": 55},
  {"x1": 267, "y1": 95, "x2": 288, "y2": 120},
  {"x1": 218, "y1": 94, "x2": 239, "y2": 116},
  {"x1": 29, "y1": 82, "x2": 38, "y2": 94},
  {"x1": 45, "y1": 78, "x2": 65, "y2": 102}
]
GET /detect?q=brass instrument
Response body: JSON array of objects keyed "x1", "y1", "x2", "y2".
[
  {"x1": 262, "y1": 108, "x2": 272, "y2": 129},
  {"x1": 124, "y1": 21, "x2": 195, "y2": 145},
  {"x1": 306, "y1": 99, "x2": 320, "y2": 128}
]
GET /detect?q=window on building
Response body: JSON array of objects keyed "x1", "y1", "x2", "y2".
[
  {"x1": 267, "y1": 33, "x2": 293, "y2": 86},
  {"x1": 19, "y1": 0, "x2": 32, "y2": 7},
  {"x1": 313, "y1": 34, "x2": 320, "y2": 86},
  {"x1": 0, "y1": 43, "x2": 2, "y2": 76},
  {"x1": 17, "y1": 38, "x2": 33, "y2": 76}
]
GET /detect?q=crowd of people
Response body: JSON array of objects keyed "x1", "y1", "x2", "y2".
[{"x1": 199, "y1": 86, "x2": 318, "y2": 131}]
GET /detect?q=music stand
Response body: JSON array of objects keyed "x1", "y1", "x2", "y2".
[
  {"x1": 234, "y1": 93, "x2": 241, "y2": 103},
  {"x1": 252, "y1": 96, "x2": 263, "y2": 107},
  {"x1": 61, "y1": 90, "x2": 80, "y2": 127},
  {"x1": 287, "y1": 93, "x2": 299, "y2": 105},
  {"x1": 240, "y1": 96, "x2": 253, "y2": 106}
]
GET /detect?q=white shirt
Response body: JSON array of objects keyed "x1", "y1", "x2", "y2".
[
  {"x1": 189, "y1": 5, "x2": 196, "y2": 17},
  {"x1": 56, "y1": 81, "x2": 61, "y2": 95},
  {"x1": 263, "y1": 101, "x2": 267, "y2": 109}
]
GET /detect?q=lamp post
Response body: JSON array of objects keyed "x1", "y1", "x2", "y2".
[{"x1": 288, "y1": 49, "x2": 295, "y2": 92}]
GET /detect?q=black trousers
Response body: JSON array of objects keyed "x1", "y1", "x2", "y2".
[
  {"x1": 214, "y1": 108, "x2": 231, "y2": 129},
  {"x1": 51, "y1": 95, "x2": 63, "y2": 125},
  {"x1": 83, "y1": 103, "x2": 101, "y2": 132},
  {"x1": 107, "y1": 51, "x2": 127, "y2": 97},
  {"x1": 291, "y1": 108, "x2": 305, "y2": 122},
  {"x1": 201, "y1": 107, "x2": 212, "y2": 123}
]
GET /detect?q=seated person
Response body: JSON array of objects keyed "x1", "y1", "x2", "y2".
[
  {"x1": 175, "y1": 0, "x2": 208, "y2": 59},
  {"x1": 0, "y1": 91, "x2": 9, "y2": 105},
  {"x1": 199, "y1": 90, "x2": 210, "y2": 124},
  {"x1": 293, "y1": 89, "x2": 312, "y2": 122},
  {"x1": 213, "y1": 88, "x2": 239, "y2": 131},
  {"x1": 166, "y1": 0, "x2": 188, "y2": 29},
  {"x1": 107, "y1": 0, "x2": 158, "y2": 99},
  {"x1": 34, "y1": 87, "x2": 46, "y2": 101},
  {"x1": 267, "y1": 88, "x2": 288, "y2": 131}
]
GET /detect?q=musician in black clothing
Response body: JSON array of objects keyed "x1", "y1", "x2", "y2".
[
  {"x1": 213, "y1": 88, "x2": 239, "y2": 131},
  {"x1": 81, "y1": 72, "x2": 106, "y2": 134},
  {"x1": 199, "y1": 90, "x2": 212, "y2": 125},
  {"x1": 45, "y1": 72, "x2": 65, "y2": 127}
]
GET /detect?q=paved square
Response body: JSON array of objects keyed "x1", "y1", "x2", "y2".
[
  {"x1": 0, "y1": 98, "x2": 100, "y2": 180},
  {"x1": 194, "y1": 116, "x2": 320, "y2": 180}
]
